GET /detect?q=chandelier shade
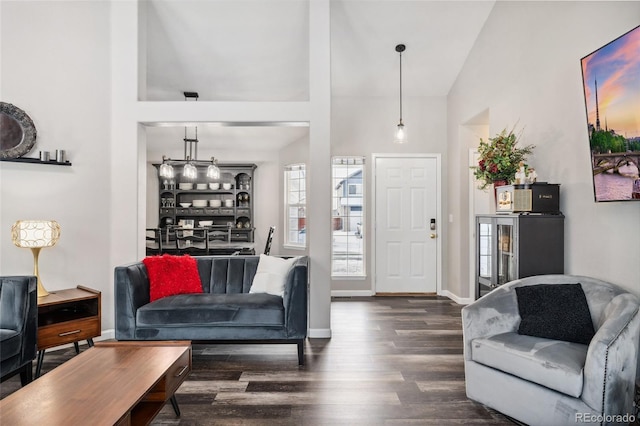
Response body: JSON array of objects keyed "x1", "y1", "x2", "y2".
[
  {"x1": 207, "y1": 160, "x2": 221, "y2": 179},
  {"x1": 182, "y1": 162, "x2": 197, "y2": 180},
  {"x1": 159, "y1": 160, "x2": 175, "y2": 178}
]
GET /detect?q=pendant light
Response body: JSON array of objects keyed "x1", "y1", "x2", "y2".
[
  {"x1": 157, "y1": 91, "x2": 222, "y2": 180},
  {"x1": 394, "y1": 44, "x2": 407, "y2": 144}
]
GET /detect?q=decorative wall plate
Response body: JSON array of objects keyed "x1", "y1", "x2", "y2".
[{"x1": 0, "y1": 102, "x2": 37, "y2": 159}]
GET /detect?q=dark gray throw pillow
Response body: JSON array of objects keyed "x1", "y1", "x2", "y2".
[{"x1": 515, "y1": 283, "x2": 595, "y2": 345}]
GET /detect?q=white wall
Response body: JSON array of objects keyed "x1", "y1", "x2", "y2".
[
  {"x1": 5, "y1": 0, "x2": 635, "y2": 342},
  {"x1": 331, "y1": 96, "x2": 448, "y2": 293},
  {"x1": 0, "y1": 2, "x2": 114, "y2": 327},
  {"x1": 447, "y1": 1, "x2": 640, "y2": 297},
  {"x1": 277, "y1": 94, "x2": 450, "y2": 295}
]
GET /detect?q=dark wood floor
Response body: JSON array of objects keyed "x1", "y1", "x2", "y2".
[{"x1": 1, "y1": 296, "x2": 513, "y2": 425}]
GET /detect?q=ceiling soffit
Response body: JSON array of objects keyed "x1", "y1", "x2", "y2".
[{"x1": 144, "y1": 0, "x2": 494, "y2": 101}]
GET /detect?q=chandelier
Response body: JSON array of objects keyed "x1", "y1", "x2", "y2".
[{"x1": 158, "y1": 92, "x2": 221, "y2": 180}]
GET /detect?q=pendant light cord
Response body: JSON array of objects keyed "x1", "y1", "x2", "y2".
[
  {"x1": 399, "y1": 49, "x2": 403, "y2": 122},
  {"x1": 395, "y1": 44, "x2": 405, "y2": 124}
]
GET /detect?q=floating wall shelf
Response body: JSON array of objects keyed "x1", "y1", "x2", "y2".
[{"x1": 0, "y1": 157, "x2": 72, "y2": 166}]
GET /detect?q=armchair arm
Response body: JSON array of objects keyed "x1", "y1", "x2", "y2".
[
  {"x1": 581, "y1": 293, "x2": 640, "y2": 415},
  {"x1": 114, "y1": 263, "x2": 151, "y2": 339},
  {"x1": 461, "y1": 282, "x2": 522, "y2": 361},
  {"x1": 282, "y1": 256, "x2": 308, "y2": 339},
  {"x1": 20, "y1": 277, "x2": 37, "y2": 366},
  {"x1": 0, "y1": 276, "x2": 37, "y2": 375}
]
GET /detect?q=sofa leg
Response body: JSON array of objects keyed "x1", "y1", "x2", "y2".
[
  {"x1": 19, "y1": 361, "x2": 33, "y2": 386},
  {"x1": 297, "y1": 340, "x2": 304, "y2": 365}
]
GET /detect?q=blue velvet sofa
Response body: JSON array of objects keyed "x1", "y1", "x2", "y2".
[
  {"x1": 114, "y1": 255, "x2": 308, "y2": 364},
  {"x1": 0, "y1": 276, "x2": 38, "y2": 386}
]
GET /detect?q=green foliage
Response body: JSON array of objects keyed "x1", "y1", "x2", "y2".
[
  {"x1": 471, "y1": 127, "x2": 535, "y2": 190},
  {"x1": 590, "y1": 130, "x2": 628, "y2": 153}
]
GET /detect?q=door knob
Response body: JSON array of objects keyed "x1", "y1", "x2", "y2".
[{"x1": 430, "y1": 233, "x2": 437, "y2": 239}]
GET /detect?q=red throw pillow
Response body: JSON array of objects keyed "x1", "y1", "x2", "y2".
[{"x1": 142, "y1": 254, "x2": 203, "y2": 302}]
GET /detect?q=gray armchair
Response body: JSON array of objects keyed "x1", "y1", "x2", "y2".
[
  {"x1": 462, "y1": 275, "x2": 639, "y2": 425},
  {"x1": 0, "y1": 276, "x2": 38, "y2": 386}
]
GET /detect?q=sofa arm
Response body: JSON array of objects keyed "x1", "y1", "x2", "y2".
[
  {"x1": 114, "y1": 263, "x2": 151, "y2": 339},
  {"x1": 581, "y1": 293, "x2": 640, "y2": 415},
  {"x1": 282, "y1": 256, "x2": 308, "y2": 339},
  {"x1": 461, "y1": 282, "x2": 522, "y2": 361}
]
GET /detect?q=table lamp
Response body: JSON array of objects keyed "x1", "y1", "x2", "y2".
[{"x1": 11, "y1": 220, "x2": 61, "y2": 297}]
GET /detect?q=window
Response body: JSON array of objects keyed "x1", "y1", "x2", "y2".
[
  {"x1": 348, "y1": 184, "x2": 362, "y2": 195},
  {"x1": 284, "y1": 164, "x2": 306, "y2": 247},
  {"x1": 332, "y1": 157, "x2": 365, "y2": 277}
]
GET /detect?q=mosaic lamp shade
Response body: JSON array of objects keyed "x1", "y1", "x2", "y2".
[{"x1": 11, "y1": 220, "x2": 61, "y2": 297}]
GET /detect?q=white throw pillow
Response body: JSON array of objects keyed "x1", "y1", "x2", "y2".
[{"x1": 249, "y1": 254, "x2": 298, "y2": 297}]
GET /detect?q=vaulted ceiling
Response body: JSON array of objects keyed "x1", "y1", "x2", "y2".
[{"x1": 143, "y1": 0, "x2": 495, "y2": 155}]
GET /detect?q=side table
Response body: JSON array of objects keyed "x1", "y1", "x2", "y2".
[{"x1": 36, "y1": 285, "x2": 101, "y2": 377}]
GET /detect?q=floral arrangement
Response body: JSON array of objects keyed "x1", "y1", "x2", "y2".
[{"x1": 471, "y1": 127, "x2": 535, "y2": 190}]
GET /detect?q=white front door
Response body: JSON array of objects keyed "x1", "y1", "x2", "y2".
[{"x1": 374, "y1": 155, "x2": 439, "y2": 293}]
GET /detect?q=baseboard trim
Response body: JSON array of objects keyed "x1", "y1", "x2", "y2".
[
  {"x1": 375, "y1": 292, "x2": 436, "y2": 296},
  {"x1": 331, "y1": 290, "x2": 374, "y2": 297},
  {"x1": 308, "y1": 328, "x2": 332, "y2": 339},
  {"x1": 441, "y1": 290, "x2": 474, "y2": 305},
  {"x1": 97, "y1": 329, "x2": 115, "y2": 342}
]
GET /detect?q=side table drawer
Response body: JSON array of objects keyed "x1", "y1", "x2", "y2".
[{"x1": 38, "y1": 317, "x2": 101, "y2": 350}]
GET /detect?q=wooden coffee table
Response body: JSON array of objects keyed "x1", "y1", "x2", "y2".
[{"x1": 0, "y1": 341, "x2": 191, "y2": 425}]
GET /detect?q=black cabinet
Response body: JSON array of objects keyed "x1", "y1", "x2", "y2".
[
  {"x1": 155, "y1": 163, "x2": 257, "y2": 244},
  {"x1": 476, "y1": 213, "x2": 564, "y2": 299}
]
